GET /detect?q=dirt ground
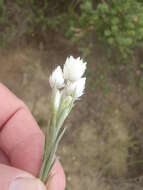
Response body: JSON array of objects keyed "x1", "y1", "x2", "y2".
[{"x1": 1, "y1": 35, "x2": 143, "y2": 190}]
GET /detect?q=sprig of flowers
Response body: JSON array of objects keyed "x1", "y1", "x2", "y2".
[{"x1": 39, "y1": 56, "x2": 87, "y2": 183}]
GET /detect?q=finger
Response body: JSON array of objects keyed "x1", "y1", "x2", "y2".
[
  {"x1": 47, "y1": 160, "x2": 66, "y2": 190},
  {"x1": 0, "y1": 83, "x2": 44, "y2": 176},
  {"x1": 0, "y1": 84, "x2": 66, "y2": 189},
  {"x1": 0, "y1": 164, "x2": 46, "y2": 190},
  {"x1": 0, "y1": 149, "x2": 10, "y2": 165}
]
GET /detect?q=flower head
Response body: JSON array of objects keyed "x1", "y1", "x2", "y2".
[
  {"x1": 63, "y1": 56, "x2": 87, "y2": 81},
  {"x1": 49, "y1": 66, "x2": 64, "y2": 89},
  {"x1": 65, "y1": 77, "x2": 86, "y2": 99}
]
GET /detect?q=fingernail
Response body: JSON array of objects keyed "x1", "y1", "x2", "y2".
[{"x1": 9, "y1": 177, "x2": 46, "y2": 190}]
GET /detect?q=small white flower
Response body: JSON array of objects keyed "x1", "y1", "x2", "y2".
[
  {"x1": 65, "y1": 77, "x2": 86, "y2": 99},
  {"x1": 49, "y1": 66, "x2": 64, "y2": 88},
  {"x1": 63, "y1": 56, "x2": 87, "y2": 81},
  {"x1": 54, "y1": 90, "x2": 61, "y2": 111}
]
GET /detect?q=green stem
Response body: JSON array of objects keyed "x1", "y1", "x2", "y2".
[
  {"x1": 39, "y1": 91, "x2": 75, "y2": 183},
  {"x1": 42, "y1": 127, "x2": 66, "y2": 182}
]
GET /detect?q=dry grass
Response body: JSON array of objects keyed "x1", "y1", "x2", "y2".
[{"x1": 77, "y1": 110, "x2": 130, "y2": 178}]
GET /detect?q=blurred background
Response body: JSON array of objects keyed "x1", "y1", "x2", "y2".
[{"x1": 1, "y1": 0, "x2": 143, "y2": 189}]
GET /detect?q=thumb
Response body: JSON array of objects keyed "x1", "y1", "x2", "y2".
[{"x1": 0, "y1": 164, "x2": 46, "y2": 190}]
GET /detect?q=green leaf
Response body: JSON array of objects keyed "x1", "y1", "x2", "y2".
[
  {"x1": 104, "y1": 30, "x2": 111, "y2": 36},
  {"x1": 107, "y1": 37, "x2": 114, "y2": 45}
]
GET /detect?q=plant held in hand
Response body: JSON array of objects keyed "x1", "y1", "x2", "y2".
[{"x1": 39, "y1": 56, "x2": 87, "y2": 184}]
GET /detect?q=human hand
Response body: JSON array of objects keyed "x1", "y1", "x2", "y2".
[{"x1": 0, "y1": 83, "x2": 65, "y2": 190}]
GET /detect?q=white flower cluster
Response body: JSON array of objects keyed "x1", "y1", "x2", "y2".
[
  {"x1": 40, "y1": 56, "x2": 87, "y2": 182},
  {"x1": 49, "y1": 56, "x2": 87, "y2": 110}
]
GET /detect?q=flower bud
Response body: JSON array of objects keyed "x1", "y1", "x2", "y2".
[
  {"x1": 63, "y1": 56, "x2": 87, "y2": 81},
  {"x1": 49, "y1": 66, "x2": 64, "y2": 89}
]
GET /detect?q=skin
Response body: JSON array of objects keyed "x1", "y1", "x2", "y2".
[{"x1": 0, "y1": 83, "x2": 65, "y2": 190}]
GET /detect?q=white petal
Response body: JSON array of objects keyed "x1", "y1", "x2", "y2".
[
  {"x1": 49, "y1": 66, "x2": 64, "y2": 88},
  {"x1": 63, "y1": 56, "x2": 87, "y2": 81},
  {"x1": 66, "y1": 77, "x2": 86, "y2": 99}
]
